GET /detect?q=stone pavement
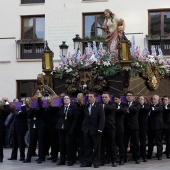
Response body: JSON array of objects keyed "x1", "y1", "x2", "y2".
[{"x1": 1, "y1": 148, "x2": 170, "y2": 170}]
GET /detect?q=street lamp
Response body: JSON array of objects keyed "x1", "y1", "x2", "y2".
[
  {"x1": 118, "y1": 40, "x2": 131, "y2": 61},
  {"x1": 118, "y1": 38, "x2": 132, "y2": 93},
  {"x1": 59, "y1": 41, "x2": 69, "y2": 57},
  {"x1": 42, "y1": 41, "x2": 54, "y2": 72},
  {"x1": 73, "y1": 34, "x2": 82, "y2": 51},
  {"x1": 41, "y1": 41, "x2": 54, "y2": 88}
]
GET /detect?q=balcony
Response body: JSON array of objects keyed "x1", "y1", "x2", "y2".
[
  {"x1": 147, "y1": 37, "x2": 170, "y2": 56},
  {"x1": 16, "y1": 39, "x2": 45, "y2": 59},
  {"x1": 21, "y1": 0, "x2": 45, "y2": 4}
]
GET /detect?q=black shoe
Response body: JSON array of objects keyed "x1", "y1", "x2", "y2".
[
  {"x1": 128, "y1": 157, "x2": 134, "y2": 161},
  {"x1": 105, "y1": 160, "x2": 110, "y2": 164},
  {"x1": 167, "y1": 155, "x2": 170, "y2": 159},
  {"x1": 8, "y1": 158, "x2": 17, "y2": 160},
  {"x1": 47, "y1": 157, "x2": 52, "y2": 160},
  {"x1": 100, "y1": 162, "x2": 105, "y2": 166},
  {"x1": 158, "y1": 157, "x2": 162, "y2": 160},
  {"x1": 119, "y1": 160, "x2": 124, "y2": 165},
  {"x1": 143, "y1": 158, "x2": 147, "y2": 162},
  {"x1": 67, "y1": 162, "x2": 74, "y2": 166},
  {"x1": 124, "y1": 158, "x2": 127, "y2": 163},
  {"x1": 52, "y1": 159, "x2": 57, "y2": 162},
  {"x1": 112, "y1": 162, "x2": 117, "y2": 167},
  {"x1": 19, "y1": 158, "x2": 25, "y2": 161},
  {"x1": 135, "y1": 160, "x2": 140, "y2": 164},
  {"x1": 147, "y1": 155, "x2": 152, "y2": 159},
  {"x1": 94, "y1": 165, "x2": 99, "y2": 168},
  {"x1": 57, "y1": 161, "x2": 65, "y2": 165},
  {"x1": 23, "y1": 159, "x2": 31, "y2": 163},
  {"x1": 35, "y1": 158, "x2": 45, "y2": 161},
  {"x1": 37, "y1": 159, "x2": 42, "y2": 164},
  {"x1": 5, "y1": 146, "x2": 10, "y2": 148},
  {"x1": 80, "y1": 164, "x2": 92, "y2": 167},
  {"x1": 0, "y1": 159, "x2": 3, "y2": 163}
]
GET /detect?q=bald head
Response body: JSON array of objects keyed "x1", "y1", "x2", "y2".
[{"x1": 152, "y1": 95, "x2": 159, "y2": 105}]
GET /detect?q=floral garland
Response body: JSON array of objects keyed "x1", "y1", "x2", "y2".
[
  {"x1": 130, "y1": 45, "x2": 170, "y2": 77},
  {"x1": 55, "y1": 51, "x2": 120, "y2": 79},
  {"x1": 54, "y1": 40, "x2": 170, "y2": 79}
]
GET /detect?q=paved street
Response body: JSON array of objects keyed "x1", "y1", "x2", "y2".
[{"x1": 1, "y1": 148, "x2": 170, "y2": 170}]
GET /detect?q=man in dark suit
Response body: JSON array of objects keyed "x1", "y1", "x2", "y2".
[
  {"x1": 147, "y1": 95, "x2": 163, "y2": 160},
  {"x1": 114, "y1": 94, "x2": 127, "y2": 165},
  {"x1": 56, "y1": 95, "x2": 77, "y2": 166},
  {"x1": 124, "y1": 91, "x2": 141, "y2": 164},
  {"x1": 138, "y1": 96, "x2": 150, "y2": 162},
  {"x1": 8, "y1": 103, "x2": 27, "y2": 161},
  {"x1": 162, "y1": 95, "x2": 170, "y2": 158},
  {"x1": 81, "y1": 92, "x2": 105, "y2": 168},
  {"x1": 100, "y1": 91, "x2": 117, "y2": 167},
  {"x1": 72, "y1": 93, "x2": 85, "y2": 165},
  {"x1": 45, "y1": 105, "x2": 60, "y2": 162},
  {"x1": 23, "y1": 97, "x2": 46, "y2": 164}
]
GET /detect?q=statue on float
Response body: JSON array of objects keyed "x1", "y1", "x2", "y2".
[{"x1": 101, "y1": 9, "x2": 125, "y2": 54}]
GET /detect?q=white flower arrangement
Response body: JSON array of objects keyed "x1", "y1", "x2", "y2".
[{"x1": 55, "y1": 37, "x2": 170, "y2": 79}]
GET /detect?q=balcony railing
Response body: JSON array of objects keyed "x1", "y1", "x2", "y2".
[
  {"x1": 21, "y1": 0, "x2": 45, "y2": 4},
  {"x1": 148, "y1": 39, "x2": 170, "y2": 56},
  {"x1": 16, "y1": 41, "x2": 45, "y2": 59}
]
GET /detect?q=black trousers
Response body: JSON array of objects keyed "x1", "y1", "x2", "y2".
[
  {"x1": 84, "y1": 132, "x2": 101, "y2": 166},
  {"x1": 71, "y1": 127, "x2": 85, "y2": 164},
  {"x1": 58, "y1": 130, "x2": 73, "y2": 163},
  {"x1": 148, "y1": 129, "x2": 163, "y2": 158},
  {"x1": 27, "y1": 127, "x2": 45, "y2": 160},
  {"x1": 0, "y1": 132, "x2": 4, "y2": 161},
  {"x1": 46, "y1": 126, "x2": 59, "y2": 160},
  {"x1": 116, "y1": 130, "x2": 124, "y2": 161},
  {"x1": 139, "y1": 126, "x2": 147, "y2": 159},
  {"x1": 10, "y1": 129, "x2": 26, "y2": 159},
  {"x1": 124, "y1": 128, "x2": 140, "y2": 160},
  {"x1": 163, "y1": 128, "x2": 170, "y2": 156},
  {"x1": 100, "y1": 128, "x2": 117, "y2": 164}
]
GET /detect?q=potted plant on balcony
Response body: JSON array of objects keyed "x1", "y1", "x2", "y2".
[
  {"x1": 145, "y1": 33, "x2": 170, "y2": 40},
  {"x1": 16, "y1": 38, "x2": 45, "y2": 44}
]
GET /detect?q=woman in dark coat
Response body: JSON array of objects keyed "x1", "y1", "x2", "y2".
[{"x1": 0, "y1": 98, "x2": 10, "y2": 162}]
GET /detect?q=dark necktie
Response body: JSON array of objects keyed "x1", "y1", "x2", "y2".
[
  {"x1": 89, "y1": 104, "x2": 92, "y2": 116},
  {"x1": 64, "y1": 106, "x2": 68, "y2": 119},
  {"x1": 64, "y1": 106, "x2": 68, "y2": 113}
]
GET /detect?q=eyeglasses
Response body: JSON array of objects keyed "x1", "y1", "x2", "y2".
[{"x1": 126, "y1": 94, "x2": 132, "y2": 96}]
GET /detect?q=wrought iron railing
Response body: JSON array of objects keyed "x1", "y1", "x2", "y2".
[
  {"x1": 16, "y1": 42, "x2": 45, "y2": 59},
  {"x1": 21, "y1": 0, "x2": 45, "y2": 4},
  {"x1": 148, "y1": 39, "x2": 170, "y2": 55}
]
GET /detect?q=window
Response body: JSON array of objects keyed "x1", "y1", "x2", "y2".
[
  {"x1": 22, "y1": 16, "x2": 45, "y2": 40},
  {"x1": 83, "y1": 13, "x2": 106, "y2": 38},
  {"x1": 83, "y1": 13, "x2": 106, "y2": 51},
  {"x1": 17, "y1": 15, "x2": 45, "y2": 59},
  {"x1": 21, "y1": 0, "x2": 45, "y2": 4},
  {"x1": 17, "y1": 80, "x2": 37, "y2": 99},
  {"x1": 148, "y1": 10, "x2": 170, "y2": 55}
]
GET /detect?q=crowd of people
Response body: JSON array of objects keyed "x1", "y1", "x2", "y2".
[{"x1": 0, "y1": 91, "x2": 170, "y2": 168}]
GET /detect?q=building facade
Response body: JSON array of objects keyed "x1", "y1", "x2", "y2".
[{"x1": 0, "y1": 0, "x2": 170, "y2": 100}]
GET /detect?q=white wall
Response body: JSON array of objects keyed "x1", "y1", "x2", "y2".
[{"x1": 0, "y1": 0, "x2": 170, "y2": 100}]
